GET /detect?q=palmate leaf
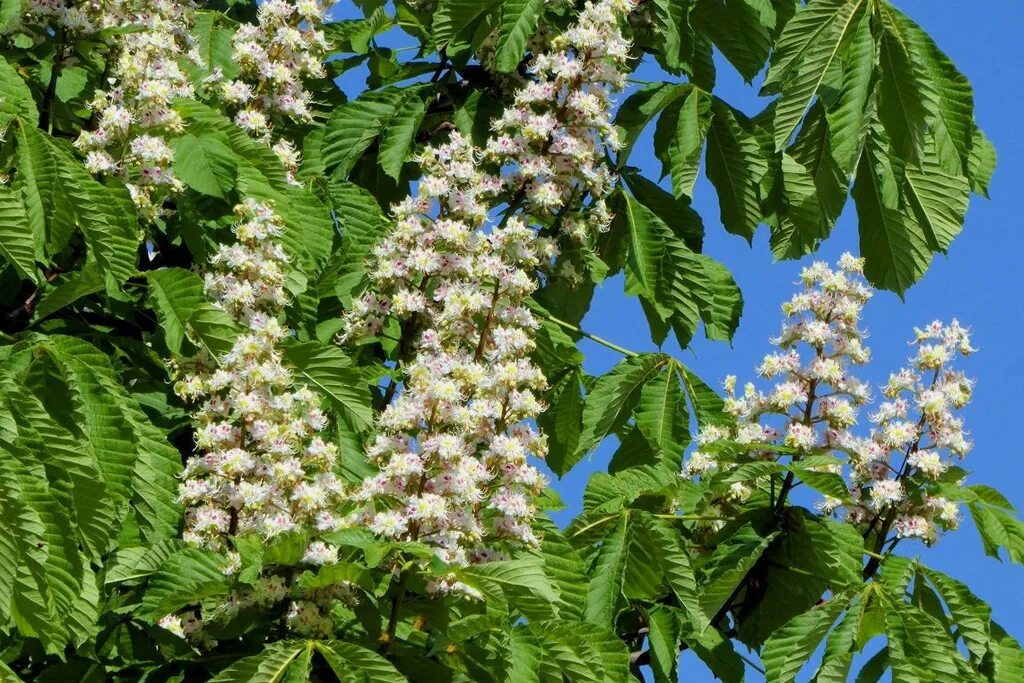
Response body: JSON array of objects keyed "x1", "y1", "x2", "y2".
[
  {"x1": 494, "y1": 0, "x2": 544, "y2": 72},
  {"x1": 522, "y1": 621, "x2": 631, "y2": 683},
  {"x1": 432, "y1": 0, "x2": 501, "y2": 50},
  {"x1": 917, "y1": 566, "x2": 991, "y2": 664},
  {"x1": 762, "y1": 594, "x2": 850, "y2": 683},
  {"x1": 770, "y1": 103, "x2": 848, "y2": 260},
  {"x1": 146, "y1": 267, "x2": 239, "y2": 356},
  {"x1": 326, "y1": 6, "x2": 394, "y2": 53},
  {"x1": 645, "y1": 605, "x2": 683, "y2": 683},
  {"x1": 314, "y1": 641, "x2": 407, "y2": 683},
  {"x1": 12, "y1": 120, "x2": 73, "y2": 260},
  {"x1": 617, "y1": 189, "x2": 742, "y2": 345},
  {"x1": 633, "y1": 363, "x2": 690, "y2": 470},
  {"x1": 765, "y1": 0, "x2": 867, "y2": 151},
  {"x1": 881, "y1": 590, "x2": 975, "y2": 682},
  {"x1": 535, "y1": 519, "x2": 588, "y2": 621},
  {"x1": 697, "y1": 525, "x2": 778, "y2": 630},
  {"x1": 208, "y1": 641, "x2": 312, "y2": 683},
  {"x1": 538, "y1": 367, "x2": 584, "y2": 477},
  {"x1": 572, "y1": 353, "x2": 666, "y2": 473},
  {"x1": 813, "y1": 598, "x2": 864, "y2": 682},
  {"x1": 614, "y1": 82, "x2": 690, "y2": 167},
  {"x1": 282, "y1": 340, "x2": 375, "y2": 434},
  {"x1": 51, "y1": 144, "x2": 139, "y2": 291},
  {"x1": 321, "y1": 86, "x2": 428, "y2": 179},
  {"x1": 0, "y1": 57, "x2": 36, "y2": 121},
  {"x1": 458, "y1": 556, "x2": 561, "y2": 620},
  {"x1": 138, "y1": 546, "x2": 229, "y2": 622},
  {"x1": 377, "y1": 87, "x2": 429, "y2": 180},
  {"x1": 903, "y1": 144, "x2": 970, "y2": 253}
]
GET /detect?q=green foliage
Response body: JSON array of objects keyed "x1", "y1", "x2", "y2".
[{"x1": 0, "y1": 1, "x2": 1018, "y2": 682}]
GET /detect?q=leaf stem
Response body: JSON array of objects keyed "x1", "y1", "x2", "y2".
[{"x1": 542, "y1": 313, "x2": 638, "y2": 357}]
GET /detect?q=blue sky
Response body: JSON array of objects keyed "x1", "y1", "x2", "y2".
[{"x1": 334, "y1": 0, "x2": 1024, "y2": 677}]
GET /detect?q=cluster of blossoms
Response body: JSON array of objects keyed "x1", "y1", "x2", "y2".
[
  {"x1": 168, "y1": 200, "x2": 352, "y2": 642},
  {"x1": 683, "y1": 255, "x2": 976, "y2": 547},
  {"x1": 173, "y1": 200, "x2": 345, "y2": 551},
  {"x1": 205, "y1": 0, "x2": 330, "y2": 177},
  {"x1": 341, "y1": 0, "x2": 635, "y2": 574},
  {"x1": 68, "y1": 1, "x2": 199, "y2": 219}
]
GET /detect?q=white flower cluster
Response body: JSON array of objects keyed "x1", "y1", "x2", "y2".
[
  {"x1": 173, "y1": 200, "x2": 345, "y2": 554},
  {"x1": 205, "y1": 0, "x2": 330, "y2": 177},
  {"x1": 683, "y1": 255, "x2": 976, "y2": 547},
  {"x1": 342, "y1": 0, "x2": 635, "y2": 570},
  {"x1": 71, "y1": 0, "x2": 199, "y2": 219}
]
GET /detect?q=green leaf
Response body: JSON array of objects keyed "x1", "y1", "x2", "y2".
[
  {"x1": 322, "y1": 87, "x2": 426, "y2": 179},
  {"x1": 705, "y1": 97, "x2": 766, "y2": 240},
  {"x1": 12, "y1": 120, "x2": 71, "y2": 259},
  {"x1": 918, "y1": 566, "x2": 991, "y2": 663},
  {"x1": 323, "y1": 180, "x2": 388, "y2": 304},
  {"x1": 634, "y1": 364, "x2": 690, "y2": 469},
  {"x1": 792, "y1": 467, "x2": 851, "y2": 502},
  {"x1": 649, "y1": 0, "x2": 694, "y2": 75},
  {"x1": 646, "y1": 516, "x2": 702, "y2": 628},
  {"x1": 314, "y1": 641, "x2": 407, "y2": 682},
  {"x1": 697, "y1": 525, "x2": 778, "y2": 629},
  {"x1": 574, "y1": 354, "x2": 666, "y2": 470},
  {"x1": 966, "y1": 127, "x2": 996, "y2": 197},
  {"x1": 172, "y1": 132, "x2": 237, "y2": 198},
  {"x1": 617, "y1": 190, "x2": 742, "y2": 345},
  {"x1": 621, "y1": 170, "x2": 704, "y2": 252},
  {"x1": 691, "y1": 0, "x2": 774, "y2": 82},
  {"x1": 903, "y1": 144, "x2": 970, "y2": 253},
  {"x1": 535, "y1": 520, "x2": 588, "y2": 621},
  {"x1": 146, "y1": 268, "x2": 238, "y2": 356},
  {"x1": 0, "y1": 58, "x2": 36, "y2": 121},
  {"x1": 762, "y1": 595, "x2": 849, "y2": 683},
  {"x1": 325, "y1": 7, "x2": 395, "y2": 54},
  {"x1": 824, "y1": 9, "x2": 876, "y2": 176},
  {"x1": 494, "y1": 0, "x2": 544, "y2": 72},
  {"x1": 191, "y1": 10, "x2": 239, "y2": 78},
  {"x1": 968, "y1": 501, "x2": 1024, "y2": 564},
  {"x1": 876, "y1": 1, "x2": 938, "y2": 162},
  {"x1": 584, "y1": 512, "x2": 629, "y2": 627},
  {"x1": 377, "y1": 87, "x2": 428, "y2": 180},
  {"x1": 32, "y1": 263, "x2": 105, "y2": 322},
  {"x1": 852, "y1": 122, "x2": 932, "y2": 294},
  {"x1": 539, "y1": 368, "x2": 584, "y2": 477},
  {"x1": 0, "y1": 185, "x2": 37, "y2": 282},
  {"x1": 814, "y1": 599, "x2": 863, "y2": 682},
  {"x1": 138, "y1": 547, "x2": 229, "y2": 621},
  {"x1": 459, "y1": 557, "x2": 560, "y2": 620},
  {"x1": 52, "y1": 145, "x2": 139, "y2": 291},
  {"x1": 432, "y1": 0, "x2": 500, "y2": 49},
  {"x1": 646, "y1": 605, "x2": 683, "y2": 683},
  {"x1": 654, "y1": 86, "x2": 713, "y2": 199},
  {"x1": 766, "y1": 0, "x2": 866, "y2": 150},
  {"x1": 614, "y1": 82, "x2": 690, "y2": 168},
  {"x1": 882, "y1": 591, "x2": 971, "y2": 682},
  {"x1": 209, "y1": 641, "x2": 311, "y2": 683},
  {"x1": 282, "y1": 340, "x2": 374, "y2": 433}
]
